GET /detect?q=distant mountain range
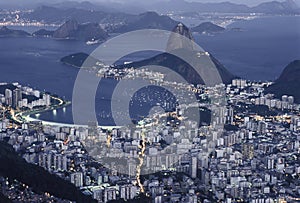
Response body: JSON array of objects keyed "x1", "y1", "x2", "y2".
[
  {"x1": 21, "y1": 0, "x2": 300, "y2": 28},
  {"x1": 23, "y1": 6, "x2": 179, "y2": 33},
  {"x1": 22, "y1": 5, "x2": 135, "y2": 25},
  {"x1": 0, "y1": 17, "x2": 224, "y2": 43},
  {"x1": 112, "y1": 12, "x2": 179, "y2": 33},
  {"x1": 52, "y1": 19, "x2": 108, "y2": 41},
  {"x1": 0, "y1": 19, "x2": 108, "y2": 42},
  {"x1": 1, "y1": 0, "x2": 300, "y2": 14},
  {"x1": 266, "y1": 60, "x2": 300, "y2": 103},
  {"x1": 48, "y1": 0, "x2": 146, "y2": 14},
  {"x1": 251, "y1": 0, "x2": 299, "y2": 14},
  {"x1": 31, "y1": 13, "x2": 226, "y2": 41},
  {"x1": 148, "y1": 0, "x2": 300, "y2": 14},
  {"x1": 33, "y1": 19, "x2": 108, "y2": 42}
]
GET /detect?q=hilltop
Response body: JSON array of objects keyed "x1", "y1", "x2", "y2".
[
  {"x1": 266, "y1": 60, "x2": 300, "y2": 102},
  {"x1": 191, "y1": 22, "x2": 225, "y2": 34},
  {"x1": 61, "y1": 23, "x2": 235, "y2": 85}
]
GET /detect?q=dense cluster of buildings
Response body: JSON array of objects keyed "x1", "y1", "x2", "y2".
[
  {"x1": 0, "y1": 79, "x2": 299, "y2": 203},
  {"x1": 0, "y1": 82, "x2": 51, "y2": 110}
]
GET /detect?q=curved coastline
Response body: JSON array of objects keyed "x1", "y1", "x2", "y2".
[
  {"x1": 12, "y1": 95, "x2": 120, "y2": 130},
  {"x1": 23, "y1": 115, "x2": 120, "y2": 130}
]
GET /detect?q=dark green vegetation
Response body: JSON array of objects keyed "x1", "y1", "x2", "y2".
[
  {"x1": 191, "y1": 22, "x2": 225, "y2": 34},
  {"x1": 61, "y1": 50, "x2": 235, "y2": 85},
  {"x1": 0, "y1": 191, "x2": 12, "y2": 203},
  {"x1": 61, "y1": 52, "x2": 89, "y2": 67},
  {"x1": 224, "y1": 124, "x2": 239, "y2": 131},
  {"x1": 60, "y1": 52, "x2": 101, "y2": 68},
  {"x1": 32, "y1": 29, "x2": 54, "y2": 37},
  {"x1": 118, "y1": 52, "x2": 235, "y2": 85},
  {"x1": 184, "y1": 106, "x2": 211, "y2": 126},
  {"x1": 234, "y1": 102, "x2": 277, "y2": 117},
  {"x1": 266, "y1": 60, "x2": 300, "y2": 103},
  {"x1": 0, "y1": 141, "x2": 96, "y2": 203},
  {"x1": 0, "y1": 26, "x2": 30, "y2": 37}
]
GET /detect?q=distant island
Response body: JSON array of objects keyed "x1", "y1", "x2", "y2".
[
  {"x1": 0, "y1": 26, "x2": 30, "y2": 37},
  {"x1": 266, "y1": 60, "x2": 300, "y2": 103},
  {"x1": 60, "y1": 52, "x2": 99, "y2": 68},
  {"x1": 191, "y1": 22, "x2": 225, "y2": 34}
]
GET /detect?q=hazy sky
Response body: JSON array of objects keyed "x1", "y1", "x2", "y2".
[
  {"x1": 92, "y1": 0, "x2": 299, "y2": 7},
  {"x1": 0, "y1": 0, "x2": 299, "y2": 8},
  {"x1": 187, "y1": 0, "x2": 285, "y2": 6}
]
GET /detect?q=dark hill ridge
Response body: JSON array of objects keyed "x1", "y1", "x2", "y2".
[
  {"x1": 61, "y1": 51, "x2": 234, "y2": 84},
  {"x1": 127, "y1": 22, "x2": 234, "y2": 85},
  {"x1": 266, "y1": 60, "x2": 300, "y2": 102},
  {"x1": 32, "y1": 29, "x2": 54, "y2": 37},
  {"x1": 53, "y1": 19, "x2": 108, "y2": 41},
  {"x1": 0, "y1": 141, "x2": 96, "y2": 203},
  {"x1": 33, "y1": 19, "x2": 108, "y2": 42},
  {"x1": 117, "y1": 51, "x2": 234, "y2": 85},
  {"x1": 276, "y1": 60, "x2": 300, "y2": 82},
  {"x1": 167, "y1": 23, "x2": 195, "y2": 52},
  {"x1": 0, "y1": 191, "x2": 12, "y2": 203},
  {"x1": 60, "y1": 52, "x2": 100, "y2": 68},
  {"x1": 191, "y1": 22, "x2": 225, "y2": 34}
]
